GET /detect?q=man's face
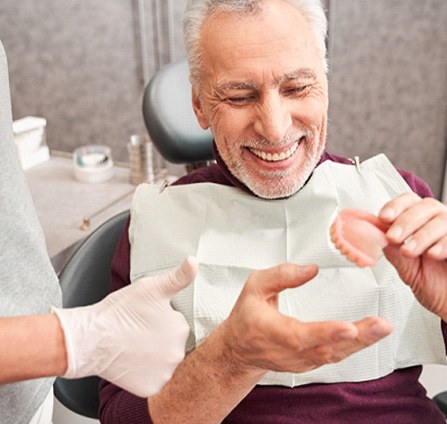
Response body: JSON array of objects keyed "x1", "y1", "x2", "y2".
[{"x1": 192, "y1": 0, "x2": 329, "y2": 199}]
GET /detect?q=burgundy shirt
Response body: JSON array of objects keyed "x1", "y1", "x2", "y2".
[{"x1": 98, "y1": 151, "x2": 446, "y2": 423}]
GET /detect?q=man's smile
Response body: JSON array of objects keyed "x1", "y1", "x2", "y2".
[{"x1": 248, "y1": 141, "x2": 299, "y2": 163}]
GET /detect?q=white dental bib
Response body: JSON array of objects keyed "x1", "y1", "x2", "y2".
[{"x1": 129, "y1": 154, "x2": 446, "y2": 387}]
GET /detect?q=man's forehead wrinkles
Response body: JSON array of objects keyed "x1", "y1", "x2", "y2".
[
  {"x1": 215, "y1": 68, "x2": 317, "y2": 91},
  {"x1": 276, "y1": 68, "x2": 317, "y2": 84}
]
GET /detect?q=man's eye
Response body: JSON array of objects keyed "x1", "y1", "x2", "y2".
[
  {"x1": 284, "y1": 86, "x2": 309, "y2": 96},
  {"x1": 225, "y1": 95, "x2": 256, "y2": 105}
]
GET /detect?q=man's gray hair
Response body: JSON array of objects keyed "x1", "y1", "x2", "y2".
[{"x1": 183, "y1": 0, "x2": 328, "y2": 88}]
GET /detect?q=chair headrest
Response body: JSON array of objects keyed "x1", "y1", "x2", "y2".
[{"x1": 142, "y1": 60, "x2": 213, "y2": 164}]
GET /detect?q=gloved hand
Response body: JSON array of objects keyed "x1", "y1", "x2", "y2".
[{"x1": 52, "y1": 256, "x2": 197, "y2": 397}]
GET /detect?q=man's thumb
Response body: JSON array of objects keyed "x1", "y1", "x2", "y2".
[{"x1": 255, "y1": 263, "x2": 319, "y2": 298}]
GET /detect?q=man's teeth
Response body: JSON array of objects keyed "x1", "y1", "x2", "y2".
[{"x1": 250, "y1": 143, "x2": 299, "y2": 162}]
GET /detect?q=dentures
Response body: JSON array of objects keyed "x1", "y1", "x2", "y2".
[{"x1": 330, "y1": 209, "x2": 390, "y2": 267}]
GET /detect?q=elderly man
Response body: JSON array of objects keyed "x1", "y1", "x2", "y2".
[{"x1": 99, "y1": 0, "x2": 447, "y2": 422}]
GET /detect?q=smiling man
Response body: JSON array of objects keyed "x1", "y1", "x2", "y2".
[
  {"x1": 99, "y1": 1, "x2": 447, "y2": 423},
  {"x1": 191, "y1": 0, "x2": 328, "y2": 199}
]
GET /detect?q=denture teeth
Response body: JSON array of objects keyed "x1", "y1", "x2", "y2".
[{"x1": 251, "y1": 143, "x2": 298, "y2": 162}]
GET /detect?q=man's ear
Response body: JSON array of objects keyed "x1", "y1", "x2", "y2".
[{"x1": 192, "y1": 89, "x2": 210, "y2": 130}]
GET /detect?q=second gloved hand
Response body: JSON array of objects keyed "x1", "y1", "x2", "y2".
[{"x1": 53, "y1": 256, "x2": 198, "y2": 397}]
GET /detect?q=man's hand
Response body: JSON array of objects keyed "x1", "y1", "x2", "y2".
[
  {"x1": 53, "y1": 256, "x2": 197, "y2": 397},
  {"x1": 379, "y1": 192, "x2": 447, "y2": 320},
  {"x1": 219, "y1": 263, "x2": 392, "y2": 375}
]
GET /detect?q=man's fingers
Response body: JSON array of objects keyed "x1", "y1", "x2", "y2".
[
  {"x1": 289, "y1": 319, "x2": 359, "y2": 350},
  {"x1": 379, "y1": 192, "x2": 421, "y2": 224},
  {"x1": 338, "y1": 316, "x2": 392, "y2": 347},
  {"x1": 400, "y1": 216, "x2": 447, "y2": 258},
  {"x1": 247, "y1": 263, "x2": 319, "y2": 299},
  {"x1": 378, "y1": 193, "x2": 447, "y2": 260},
  {"x1": 305, "y1": 317, "x2": 393, "y2": 365},
  {"x1": 253, "y1": 316, "x2": 392, "y2": 373},
  {"x1": 300, "y1": 317, "x2": 392, "y2": 349}
]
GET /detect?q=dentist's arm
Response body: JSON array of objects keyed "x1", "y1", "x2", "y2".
[
  {"x1": 0, "y1": 313, "x2": 67, "y2": 383},
  {"x1": 0, "y1": 257, "x2": 197, "y2": 397}
]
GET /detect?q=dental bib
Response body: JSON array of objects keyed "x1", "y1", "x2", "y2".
[{"x1": 129, "y1": 154, "x2": 446, "y2": 387}]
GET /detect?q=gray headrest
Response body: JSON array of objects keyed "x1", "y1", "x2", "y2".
[{"x1": 142, "y1": 60, "x2": 213, "y2": 164}]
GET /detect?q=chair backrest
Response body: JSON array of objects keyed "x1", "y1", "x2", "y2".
[
  {"x1": 142, "y1": 60, "x2": 213, "y2": 164},
  {"x1": 53, "y1": 210, "x2": 129, "y2": 419}
]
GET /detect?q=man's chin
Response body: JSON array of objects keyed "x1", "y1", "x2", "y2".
[{"x1": 243, "y1": 177, "x2": 305, "y2": 199}]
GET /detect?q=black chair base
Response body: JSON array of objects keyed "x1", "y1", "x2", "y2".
[
  {"x1": 53, "y1": 210, "x2": 129, "y2": 419},
  {"x1": 434, "y1": 391, "x2": 447, "y2": 418},
  {"x1": 54, "y1": 377, "x2": 100, "y2": 419}
]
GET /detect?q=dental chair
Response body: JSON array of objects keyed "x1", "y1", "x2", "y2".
[
  {"x1": 142, "y1": 59, "x2": 214, "y2": 167},
  {"x1": 53, "y1": 210, "x2": 129, "y2": 419}
]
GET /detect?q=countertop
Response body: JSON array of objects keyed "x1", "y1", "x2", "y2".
[{"x1": 24, "y1": 152, "x2": 135, "y2": 271}]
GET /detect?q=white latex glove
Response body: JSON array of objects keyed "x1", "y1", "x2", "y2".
[{"x1": 52, "y1": 256, "x2": 197, "y2": 398}]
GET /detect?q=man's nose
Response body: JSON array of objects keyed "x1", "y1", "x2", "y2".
[{"x1": 253, "y1": 92, "x2": 292, "y2": 143}]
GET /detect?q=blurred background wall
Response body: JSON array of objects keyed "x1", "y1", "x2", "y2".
[
  {"x1": 326, "y1": 0, "x2": 447, "y2": 199},
  {"x1": 0, "y1": 0, "x2": 446, "y2": 197}
]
